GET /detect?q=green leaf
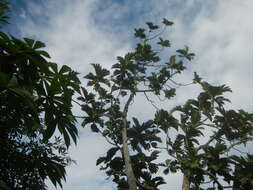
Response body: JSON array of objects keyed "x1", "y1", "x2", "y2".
[
  {"x1": 91, "y1": 123, "x2": 99, "y2": 133},
  {"x1": 162, "y1": 18, "x2": 174, "y2": 26},
  {"x1": 24, "y1": 38, "x2": 35, "y2": 47},
  {"x1": 163, "y1": 168, "x2": 169, "y2": 175},
  {"x1": 106, "y1": 147, "x2": 119, "y2": 160},
  {"x1": 193, "y1": 72, "x2": 202, "y2": 83},
  {"x1": 96, "y1": 157, "x2": 106, "y2": 165},
  {"x1": 0, "y1": 31, "x2": 9, "y2": 41},
  {"x1": 164, "y1": 88, "x2": 176, "y2": 99},
  {"x1": 157, "y1": 38, "x2": 170, "y2": 47},
  {"x1": 146, "y1": 22, "x2": 159, "y2": 30},
  {"x1": 134, "y1": 28, "x2": 146, "y2": 39},
  {"x1": 33, "y1": 41, "x2": 46, "y2": 49},
  {"x1": 36, "y1": 50, "x2": 51, "y2": 58},
  {"x1": 191, "y1": 110, "x2": 201, "y2": 124},
  {"x1": 59, "y1": 65, "x2": 71, "y2": 74}
]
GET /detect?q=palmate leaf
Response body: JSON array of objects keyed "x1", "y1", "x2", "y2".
[
  {"x1": 162, "y1": 18, "x2": 174, "y2": 26},
  {"x1": 176, "y1": 46, "x2": 195, "y2": 60},
  {"x1": 146, "y1": 22, "x2": 159, "y2": 30},
  {"x1": 164, "y1": 88, "x2": 176, "y2": 99},
  {"x1": 84, "y1": 64, "x2": 110, "y2": 86},
  {"x1": 157, "y1": 37, "x2": 171, "y2": 47},
  {"x1": 201, "y1": 82, "x2": 232, "y2": 97},
  {"x1": 134, "y1": 28, "x2": 146, "y2": 39}
]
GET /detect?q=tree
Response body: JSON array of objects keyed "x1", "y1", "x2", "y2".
[
  {"x1": 79, "y1": 19, "x2": 253, "y2": 190},
  {"x1": 79, "y1": 19, "x2": 193, "y2": 190},
  {"x1": 0, "y1": 2, "x2": 81, "y2": 189},
  {"x1": 158, "y1": 79, "x2": 253, "y2": 190}
]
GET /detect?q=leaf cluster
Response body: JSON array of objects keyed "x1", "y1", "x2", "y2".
[
  {"x1": 158, "y1": 79, "x2": 253, "y2": 189},
  {"x1": 0, "y1": 31, "x2": 80, "y2": 189}
]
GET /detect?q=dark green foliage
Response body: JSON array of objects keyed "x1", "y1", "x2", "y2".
[
  {"x1": 0, "y1": 0, "x2": 9, "y2": 26},
  {"x1": 0, "y1": 13, "x2": 80, "y2": 189}
]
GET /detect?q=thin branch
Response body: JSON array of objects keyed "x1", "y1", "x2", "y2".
[
  {"x1": 134, "y1": 89, "x2": 155, "y2": 93},
  {"x1": 204, "y1": 171, "x2": 223, "y2": 188},
  {"x1": 232, "y1": 147, "x2": 248, "y2": 154},
  {"x1": 197, "y1": 134, "x2": 218, "y2": 151},
  {"x1": 168, "y1": 79, "x2": 194, "y2": 87},
  {"x1": 72, "y1": 99, "x2": 82, "y2": 107},
  {"x1": 144, "y1": 92, "x2": 159, "y2": 110},
  {"x1": 147, "y1": 25, "x2": 166, "y2": 41},
  {"x1": 221, "y1": 137, "x2": 253, "y2": 154},
  {"x1": 98, "y1": 128, "x2": 119, "y2": 147},
  {"x1": 74, "y1": 115, "x2": 85, "y2": 119}
]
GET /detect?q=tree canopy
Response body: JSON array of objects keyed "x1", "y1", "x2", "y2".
[
  {"x1": 79, "y1": 19, "x2": 253, "y2": 190},
  {"x1": 0, "y1": 1, "x2": 81, "y2": 189}
]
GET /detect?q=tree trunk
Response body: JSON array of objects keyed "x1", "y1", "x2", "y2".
[
  {"x1": 182, "y1": 175, "x2": 190, "y2": 190},
  {"x1": 122, "y1": 125, "x2": 137, "y2": 190},
  {"x1": 122, "y1": 93, "x2": 137, "y2": 190}
]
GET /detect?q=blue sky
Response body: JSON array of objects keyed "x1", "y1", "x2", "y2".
[{"x1": 4, "y1": 0, "x2": 253, "y2": 189}]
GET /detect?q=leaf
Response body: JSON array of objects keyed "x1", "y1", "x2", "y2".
[
  {"x1": 33, "y1": 41, "x2": 46, "y2": 49},
  {"x1": 59, "y1": 65, "x2": 71, "y2": 74},
  {"x1": 106, "y1": 147, "x2": 119, "y2": 160},
  {"x1": 146, "y1": 22, "x2": 159, "y2": 30},
  {"x1": 96, "y1": 157, "x2": 106, "y2": 165},
  {"x1": 0, "y1": 31, "x2": 9, "y2": 41},
  {"x1": 36, "y1": 50, "x2": 51, "y2": 58},
  {"x1": 193, "y1": 72, "x2": 202, "y2": 83},
  {"x1": 43, "y1": 120, "x2": 57, "y2": 141},
  {"x1": 162, "y1": 18, "x2": 174, "y2": 26},
  {"x1": 157, "y1": 38, "x2": 170, "y2": 47},
  {"x1": 134, "y1": 28, "x2": 146, "y2": 39},
  {"x1": 62, "y1": 128, "x2": 71, "y2": 148},
  {"x1": 91, "y1": 123, "x2": 99, "y2": 133},
  {"x1": 164, "y1": 88, "x2": 176, "y2": 99},
  {"x1": 191, "y1": 110, "x2": 201, "y2": 124},
  {"x1": 24, "y1": 38, "x2": 35, "y2": 47},
  {"x1": 163, "y1": 168, "x2": 169, "y2": 175}
]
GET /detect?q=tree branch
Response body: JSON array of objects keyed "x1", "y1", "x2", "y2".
[{"x1": 221, "y1": 137, "x2": 253, "y2": 154}]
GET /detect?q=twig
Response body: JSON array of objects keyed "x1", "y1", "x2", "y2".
[
  {"x1": 221, "y1": 137, "x2": 253, "y2": 154},
  {"x1": 144, "y1": 92, "x2": 159, "y2": 110}
]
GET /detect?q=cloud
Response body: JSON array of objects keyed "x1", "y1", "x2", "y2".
[{"x1": 14, "y1": 0, "x2": 253, "y2": 189}]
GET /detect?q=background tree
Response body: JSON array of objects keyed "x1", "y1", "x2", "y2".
[
  {"x1": 157, "y1": 78, "x2": 253, "y2": 190},
  {"x1": 0, "y1": 1, "x2": 81, "y2": 189},
  {"x1": 79, "y1": 19, "x2": 195, "y2": 190},
  {"x1": 79, "y1": 19, "x2": 253, "y2": 190}
]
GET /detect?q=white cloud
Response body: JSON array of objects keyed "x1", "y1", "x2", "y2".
[{"x1": 16, "y1": 0, "x2": 253, "y2": 189}]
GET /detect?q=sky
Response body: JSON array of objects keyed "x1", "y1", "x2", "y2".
[{"x1": 5, "y1": 0, "x2": 253, "y2": 189}]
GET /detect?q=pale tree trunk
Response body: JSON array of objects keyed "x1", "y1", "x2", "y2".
[
  {"x1": 182, "y1": 175, "x2": 190, "y2": 190},
  {"x1": 122, "y1": 93, "x2": 137, "y2": 190}
]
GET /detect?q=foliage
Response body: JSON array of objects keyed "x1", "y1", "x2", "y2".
[
  {"x1": 0, "y1": 0, "x2": 9, "y2": 26},
  {"x1": 80, "y1": 19, "x2": 253, "y2": 190},
  {"x1": 158, "y1": 78, "x2": 253, "y2": 189},
  {"x1": 79, "y1": 19, "x2": 196, "y2": 190},
  {"x1": 0, "y1": 4, "x2": 81, "y2": 188}
]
